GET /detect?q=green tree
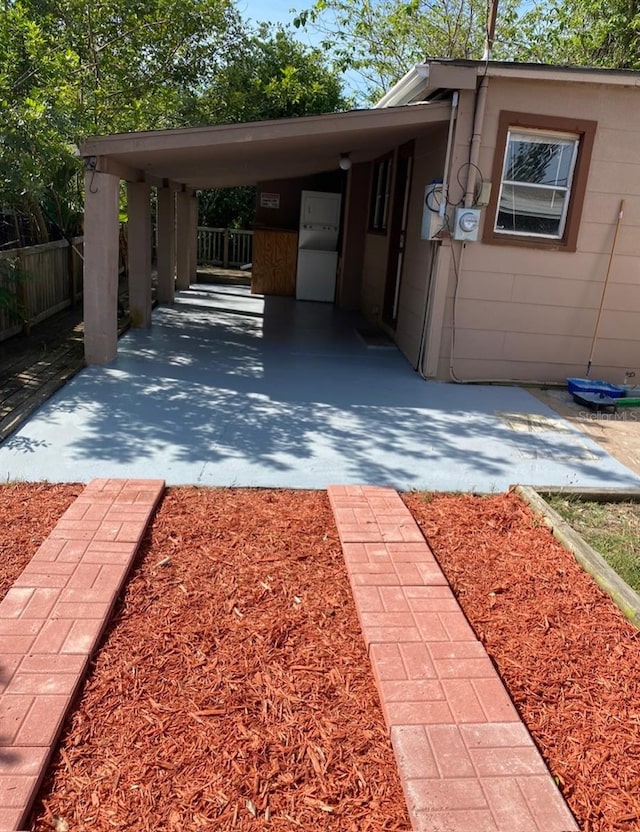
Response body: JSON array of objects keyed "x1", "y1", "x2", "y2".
[
  {"x1": 295, "y1": 0, "x2": 640, "y2": 104},
  {"x1": 0, "y1": 2, "x2": 80, "y2": 242},
  {"x1": 197, "y1": 23, "x2": 347, "y2": 124},
  {"x1": 1, "y1": 3, "x2": 347, "y2": 239},
  {"x1": 1, "y1": 0, "x2": 243, "y2": 242},
  {"x1": 196, "y1": 24, "x2": 347, "y2": 229},
  {"x1": 294, "y1": 0, "x2": 494, "y2": 103},
  {"x1": 18, "y1": 0, "x2": 242, "y2": 134},
  {"x1": 498, "y1": 0, "x2": 640, "y2": 68}
]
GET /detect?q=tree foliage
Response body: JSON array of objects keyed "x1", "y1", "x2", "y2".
[
  {"x1": 0, "y1": 2, "x2": 346, "y2": 242},
  {"x1": 0, "y1": 2, "x2": 80, "y2": 240},
  {"x1": 295, "y1": 0, "x2": 640, "y2": 104},
  {"x1": 294, "y1": 0, "x2": 495, "y2": 102},
  {"x1": 498, "y1": 0, "x2": 640, "y2": 68},
  {"x1": 202, "y1": 24, "x2": 347, "y2": 124}
]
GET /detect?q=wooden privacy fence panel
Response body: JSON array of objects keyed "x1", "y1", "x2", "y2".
[
  {"x1": 197, "y1": 227, "x2": 253, "y2": 268},
  {"x1": 0, "y1": 265, "x2": 22, "y2": 341},
  {"x1": 0, "y1": 237, "x2": 83, "y2": 342}
]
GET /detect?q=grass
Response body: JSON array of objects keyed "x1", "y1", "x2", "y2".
[{"x1": 546, "y1": 495, "x2": 640, "y2": 593}]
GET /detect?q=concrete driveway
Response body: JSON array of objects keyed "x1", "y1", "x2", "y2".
[{"x1": 1, "y1": 284, "x2": 638, "y2": 491}]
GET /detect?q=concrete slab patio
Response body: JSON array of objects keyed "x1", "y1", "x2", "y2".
[{"x1": 1, "y1": 284, "x2": 638, "y2": 491}]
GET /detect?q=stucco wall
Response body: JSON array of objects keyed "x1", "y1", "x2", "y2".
[{"x1": 436, "y1": 77, "x2": 640, "y2": 383}]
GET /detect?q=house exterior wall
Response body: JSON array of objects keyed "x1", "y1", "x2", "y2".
[
  {"x1": 434, "y1": 77, "x2": 640, "y2": 383},
  {"x1": 393, "y1": 126, "x2": 449, "y2": 367},
  {"x1": 357, "y1": 123, "x2": 449, "y2": 367},
  {"x1": 361, "y1": 234, "x2": 390, "y2": 320},
  {"x1": 338, "y1": 162, "x2": 370, "y2": 310},
  {"x1": 255, "y1": 172, "x2": 343, "y2": 230}
]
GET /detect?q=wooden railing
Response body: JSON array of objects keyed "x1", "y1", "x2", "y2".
[
  {"x1": 0, "y1": 225, "x2": 252, "y2": 343},
  {"x1": 197, "y1": 227, "x2": 253, "y2": 269},
  {"x1": 0, "y1": 237, "x2": 83, "y2": 342}
]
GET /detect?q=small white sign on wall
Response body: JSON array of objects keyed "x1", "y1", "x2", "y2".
[{"x1": 260, "y1": 192, "x2": 280, "y2": 209}]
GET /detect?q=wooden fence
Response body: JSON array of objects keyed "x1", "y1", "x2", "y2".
[
  {"x1": 0, "y1": 225, "x2": 251, "y2": 343},
  {"x1": 0, "y1": 237, "x2": 83, "y2": 342},
  {"x1": 197, "y1": 227, "x2": 253, "y2": 269}
]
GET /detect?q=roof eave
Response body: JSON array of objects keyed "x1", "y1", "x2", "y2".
[{"x1": 374, "y1": 64, "x2": 430, "y2": 109}]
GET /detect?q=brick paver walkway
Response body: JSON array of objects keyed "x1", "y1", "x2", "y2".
[
  {"x1": 0, "y1": 479, "x2": 579, "y2": 830},
  {"x1": 328, "y1": 484, "x2": 579, "y2": 832},
  {"x1": 0, "y1": 478, "x2": 164, "y2": 831}
]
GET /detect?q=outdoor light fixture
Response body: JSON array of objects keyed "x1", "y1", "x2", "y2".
[{"x1": 339, "y1": 153, "x2": 352, "y2": 171}]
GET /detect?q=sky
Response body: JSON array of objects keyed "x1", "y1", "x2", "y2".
[
  {"x1": 237, "y1": 0, "x2": 327, "y2": 53},
  {"x1": 238, "y1": 0, "x2": 310, "y2": 35}
]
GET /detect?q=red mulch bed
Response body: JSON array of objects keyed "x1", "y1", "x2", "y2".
[
  {"x1": 404, "y1": 491, "x2": 640, "y2": 832},
  {"x1": 0, "y1": 482, "x2": 81, "y2": 601},
  {"x1": 7, "y1": 485, "x2": 639, "y2": 831},
  {"x1": 29, "y1": 488, "x2": 410, "y2": 832}
]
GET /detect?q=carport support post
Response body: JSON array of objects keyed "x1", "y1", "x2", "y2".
[
  {"x1": 127, "y1": 181, "x2": 153, "y2": 328},
  {"x1": 189, "y1": 194, "x2": 199, "y2": 285},
  {"x1": 157, "y1": 187, "x2": 176, "y2": 303},
  {"x1": 176, "y1": 190, "x2": 191, "y2": 291},
  {"x1": 84, "y1": 168, "x2": 120, "y2": 365}
]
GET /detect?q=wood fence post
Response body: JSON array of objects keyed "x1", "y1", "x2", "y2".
[
  {"x1": 14, "y1": 254, "x2": 31, "y2": 336},
  {"x1": 67, "y1": 240, "x2": 77, "y2": 308},
  {"x1": 223, "y1": 229, "x2": 229, "y2": 269}
]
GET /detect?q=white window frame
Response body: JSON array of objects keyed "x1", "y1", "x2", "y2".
[{"x1": 494, "y1": 128, "x2": 580, "y2": 241}]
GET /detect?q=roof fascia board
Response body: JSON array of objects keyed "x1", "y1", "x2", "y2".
[
  {"x1": 375, "y1": 60, "x2": 640, "y2": 110},
  {"x1": 483, "y1": 64, "x2": 640, "y2": 86},
  {"x1": 80, "y1": 103, "x2": 450, "y2": 159}
]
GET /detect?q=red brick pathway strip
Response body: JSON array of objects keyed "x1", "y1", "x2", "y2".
[
  {"x1": 0, "y1": 478, "x2": 164, "y2": 831},
  {"x1": 328, "y1": 484, "x2": 579, "y2": 832}
]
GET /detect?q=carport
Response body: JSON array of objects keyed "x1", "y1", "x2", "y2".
[{"x1": 80, "y1": 103, "x2": 451, "y2": 365}]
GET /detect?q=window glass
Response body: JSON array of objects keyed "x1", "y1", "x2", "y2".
[
  {"x1": 496, "y1": 130, "x2": 579, "y2": 239},
  {"x1": 370, "y1": 156, "x2": 392, "y2": 232}
]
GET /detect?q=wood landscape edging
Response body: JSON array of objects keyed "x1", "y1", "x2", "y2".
[{"x1": 515, "y1": 485, "x2": 640, "y2": 630}]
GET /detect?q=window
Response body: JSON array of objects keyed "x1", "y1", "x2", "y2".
[
  {"x1": 484, "y1": 112, "x2": 596, "y2": 251},
  {"x1": 497, "y1": 130, "x2": 578, "y2": 237},
  {"x1": 369, "y1": 153, "x2": 393, "y2": 232}
]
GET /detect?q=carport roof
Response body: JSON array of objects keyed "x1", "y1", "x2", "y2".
[{"x1": 80, "y1": 102, "x2": 451, "y2": 189}]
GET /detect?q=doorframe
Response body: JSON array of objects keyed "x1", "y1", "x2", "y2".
[{"x1": 382, "y1": 141, "x2": 414, "y2": 328}]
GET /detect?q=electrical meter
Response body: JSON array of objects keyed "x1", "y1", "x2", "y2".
[{"x1": 453, "y1": 207, "x2": 481, "y2": 241}]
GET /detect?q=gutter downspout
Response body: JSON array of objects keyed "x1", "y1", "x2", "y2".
[
  {"x1": 463, "y1": 0, "x2": 496, "y2": 206},
  {"x1": 443, "y1": 68, "x2": 489, "y2": 381},
  {"x1": 439, "y1": 91, "x2": 459, "y2": 218},
  {"x1": 463, "y1": 71, "x2": 489, "y2": 208}
]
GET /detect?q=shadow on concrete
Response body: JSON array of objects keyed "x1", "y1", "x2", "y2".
[{"x1": 1, "y1": 284, "x2": 639, "y2": 491}]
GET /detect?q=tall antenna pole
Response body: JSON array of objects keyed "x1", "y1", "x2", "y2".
[{"x1": 482, "y1": 0, "x2": 499, "y2": 60}]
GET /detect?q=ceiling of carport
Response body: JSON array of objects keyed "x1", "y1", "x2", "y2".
[{"x1": 80, "y1": 103, "x2": 451, "y2": 189}]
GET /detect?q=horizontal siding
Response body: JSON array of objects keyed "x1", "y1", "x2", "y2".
[{"x1": 439, "y1": 76, "x2": 640, "y2": 382}]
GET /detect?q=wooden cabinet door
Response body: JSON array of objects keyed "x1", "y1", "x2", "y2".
[{"x1": 251, "y1": 230, "x2": 298, "y2": 296}]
